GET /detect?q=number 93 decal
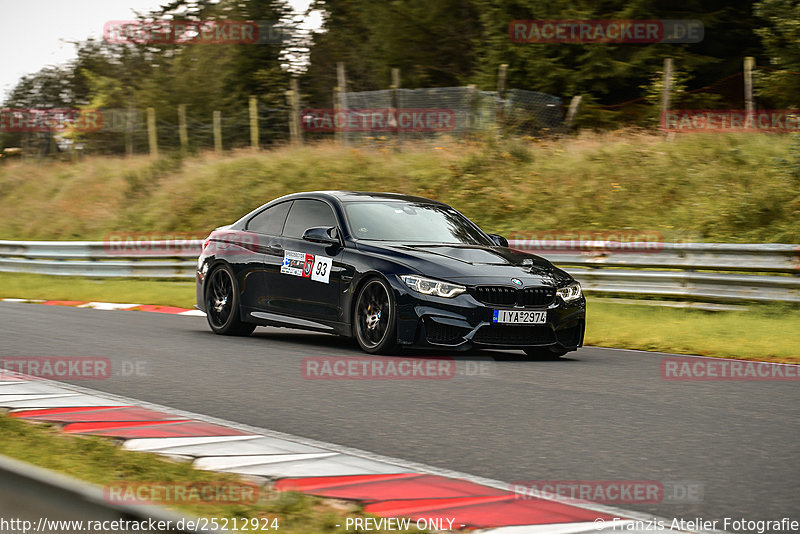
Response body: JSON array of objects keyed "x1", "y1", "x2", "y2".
[
  {"x1": 311, "y1": 255, "x2": 332, "y2": 283},
  {"x1": 282, "y1": 250, "x2": 332, "y2": 283}
]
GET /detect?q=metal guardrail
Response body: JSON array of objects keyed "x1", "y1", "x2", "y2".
[
  {"x1": 510, "y1": 240, "x2": 800, "y2": 302},
  {"x1": 0, "y1": 454, "x2": 223, "y2": 533},
  {"x1": 510, "y1": 241, "x2": 800, "y2": 273},
  {"x1": 0, "y1": 239, "x2": 798, "y2": 302},
  {"x1": 0, "y1": 240, "x2": 198, "y2": 278}
]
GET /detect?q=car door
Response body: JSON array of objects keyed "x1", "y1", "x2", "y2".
[
  {"x1": 267, "y1": 199, "x2": 347, "y2": 325},
  {"x1": 237, "y1": 200, "x2": 292, "y2": 314}
]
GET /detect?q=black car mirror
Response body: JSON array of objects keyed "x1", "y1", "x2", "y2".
[
  {"x1": 303, "y1": 226, "x2": 341, "y2": 246},
  {"x1": 487, "y1": 234, "x2": 509, "y2": 247}
]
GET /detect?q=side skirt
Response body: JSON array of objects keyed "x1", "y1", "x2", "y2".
[{"x1": 247, "y1": 310, "x2": 351, "y2": 337}]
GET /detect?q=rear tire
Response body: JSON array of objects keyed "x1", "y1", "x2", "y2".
[
  {"x1": 205, "y1": 264, "x2": 256, "y2": 336},
  {"x1": 353, "y1": 277, "x2": 398, "y2": 354},
  {"x1": 523, "y1": 347, "x2": 567, "y2": 360}
]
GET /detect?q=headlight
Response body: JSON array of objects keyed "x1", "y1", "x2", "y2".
[
  {"x1": 557, "y1": 282, "x2": 582, "y2": 302},
  {"x1": 400, "y1": 275, "x2": 466, "y2": 298}
]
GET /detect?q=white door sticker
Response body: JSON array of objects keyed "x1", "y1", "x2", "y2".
[
  {"x1": 311, "y1": 255, "x2": 332, "y2": 284},
  {"x1": 281, "y1": 250, "x2": 305, "y2": 276}
]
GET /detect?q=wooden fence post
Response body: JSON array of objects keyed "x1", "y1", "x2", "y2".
[
  {"x1": 249, "y1": 96, "x2": 259, "y2": 150},
  {"x1": 125, "y1": 103, "x2": 134, "y2": 157},
  {"x1": 565, "y1": 95, "x2": 582, "y2": 129},
  {"x1": 213, "y1": 110, "x2": 222, "y2": 154},
  {"x1": 744, "y1": 56, "x2": 755, "y2": 114},
  {"x1": 496, "y1": 64, "x2": 508, "y2": 135},
  {"x1": 287, "y1": 79, "x2": 302, "y2": 145},
  {"x1": 466, "y1": 84, "x2": 476, "y2": 134},
  {"x1": 336, "y1": 62, "x2": 347, "y2": 145},
  {"x1": 659, "y1": 58, "x2": 674, "y2": 121},
  {"x1": 146, "y1": 107, "x2": 158, "y2": 158},
  {"x1": 390, "y1": 68, "x2": 400, "y2": 143},
  {"x1": 178, "y1": 104, "x2": 188, "y2": 152}
]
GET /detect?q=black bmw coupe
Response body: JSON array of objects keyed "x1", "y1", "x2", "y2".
[{"x1": 196, "y1": 191, "x2": 585, "y2": 358}]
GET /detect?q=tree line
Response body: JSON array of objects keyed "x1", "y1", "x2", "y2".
[{"x1": 2, "y1": 0, "x2": 798, "y2": 150}]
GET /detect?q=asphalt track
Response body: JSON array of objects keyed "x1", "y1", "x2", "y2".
[{"x1": 2, "y1": 301, "x2": 798, "y2": 529}]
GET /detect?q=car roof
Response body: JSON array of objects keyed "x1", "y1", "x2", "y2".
[{"x1": 278, "y1": 191, "x2": 449, "y2": 206}]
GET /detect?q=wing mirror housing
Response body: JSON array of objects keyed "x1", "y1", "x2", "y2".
[
  {"x1": 302, "y1": 226, "x2": 341, "y2": 246},
  {"x1": 487, "y1": 234, "x2": 509, "y2": 247}
]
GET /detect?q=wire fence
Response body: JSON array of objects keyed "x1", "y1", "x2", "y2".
[
  {"x1": 328, "y1": 87, "x2": 564, "y2": 142},
  {"x1": 3, "y1": 59, "x2": 799, "y2": 159},
  {"x1": 0, "y1": 85, "x2": 564, "y2": 158}
]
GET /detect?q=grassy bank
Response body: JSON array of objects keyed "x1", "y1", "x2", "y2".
[
  {"x1": 2, "y1": 273, "x2": 797, "y2": 363},
  {"x1": 1, "y1": 133, "x2": 798, "y2": 243},
  {"x1": 0, "y1": 415, "x2": 426, "y2": 533},
  {"x1": 585, "y1": 301, "x2": 799, "y2": 364},
  {"x1": 0, "y1": 272, "x2": 196, "y2": 308}
]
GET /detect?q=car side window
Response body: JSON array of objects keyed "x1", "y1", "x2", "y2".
[
  {"x1": 246, "y1": 201, "x2": 292, "y2": 235},
  {"x1": 282, "y1": 199, "x2": 337, "y2": 239}
]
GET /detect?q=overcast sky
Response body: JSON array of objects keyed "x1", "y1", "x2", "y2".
[{"x1": 0, "y1": 0, "x2": 319, "y2": 101}]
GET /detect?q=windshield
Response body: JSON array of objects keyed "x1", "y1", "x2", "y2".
[{"x1": 344, "y1": 201, "x2": 493, "y2": 245}]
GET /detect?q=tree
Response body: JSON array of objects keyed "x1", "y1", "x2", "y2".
[
  {"x1": 2, "y1": 0, "x2": 298, "y2": 153},
  {"x1": 469, "y1": 0, "x2": 765, "y2": 124},
  {"x1": 301, "y1": 0, "x2": 482, "y2": 106},
  {"x1": 754, "y1": 0, "x2": 800, "y2": 107}
]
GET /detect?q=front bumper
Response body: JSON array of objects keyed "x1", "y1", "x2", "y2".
[{"x1": 390, "y1": 277, "x2": 586, "y2": 352}]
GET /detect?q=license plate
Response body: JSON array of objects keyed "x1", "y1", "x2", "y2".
[{"x1": 492, "y1": 310, "x2": 547, "y2": 324}]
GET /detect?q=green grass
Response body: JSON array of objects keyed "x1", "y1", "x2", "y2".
[
  {"x1": 585, "y1": 301, "x2": 800, "y2": 364},
  {"x1": 1, "y1": 272, "x2": 797, "y2": 363},
  {"x1": 0, "y1": 415, "x2": 427, "y2": 533},
  {"x1": 0, "y1": 272, "x2": 196, "y2": 308},
  {"x1": 0, "y1": 133, "x2": 798, "y2": 243}
]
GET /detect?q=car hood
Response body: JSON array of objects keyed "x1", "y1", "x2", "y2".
[{"x1": 356, "y1": 242, "x2": 573, "y2": 287}]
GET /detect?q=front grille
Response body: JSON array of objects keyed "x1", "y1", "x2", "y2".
[
  {"x1": 472, "y1": 325, "x2": 555, "y2": 346},
  {"x1": 469, "y1": 286, "x2": 516, "y2": 306},
  {"x1": 520, "y1": 287, "x2": 556, "y2": 306},
  {"x1": 424, "y1": 319, "x2": 470, "y2": 345},
  {"x1": 469, "y1": 286, "x2": 555, "y2": 307}
]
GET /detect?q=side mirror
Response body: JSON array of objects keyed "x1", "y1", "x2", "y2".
[
  {"x1": 487, "y1": 234, "x2": 509, "y2": 247},
  {"x1": 302, "y1": 226, "x2": 341, "y2": 246}
]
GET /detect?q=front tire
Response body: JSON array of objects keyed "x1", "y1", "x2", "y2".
[
  {"x1": 353, "y1": 277, "x2": 398, "y2": 354},
  {"x1": 205, "y1": 264, "x2": 256, "y2": 336}
]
